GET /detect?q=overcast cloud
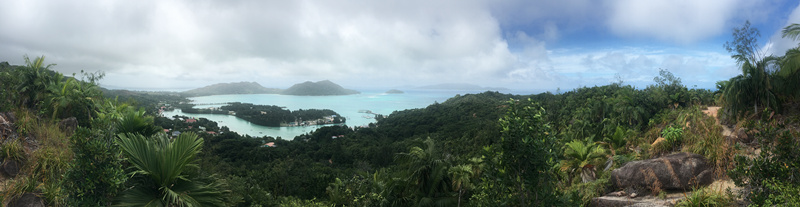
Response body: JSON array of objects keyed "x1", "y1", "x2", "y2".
[{"x1": 1, "y1": 0, "x2": 798, "y2": 92}]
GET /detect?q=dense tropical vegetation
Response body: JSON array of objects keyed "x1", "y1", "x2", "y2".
[{"x1": 0, "y1": 20, "x2": 799, "y2": 206}]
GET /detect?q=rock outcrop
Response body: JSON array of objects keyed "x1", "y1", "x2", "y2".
[
  {"x1": 0, "y1": 112, "x2": 16, "y2": 140},
  {"x1": 8, "y1": 193, "x2": 45, "y2": 207},
  {"x1": 2, "y1": 160, "x2": 21, "y2": 177},
  {"x1": 591, "y1": 194, "x2": 682, "y2": 207},
  {"x1": 611, "y1": 152, "x2": 713, "y2": 191}
]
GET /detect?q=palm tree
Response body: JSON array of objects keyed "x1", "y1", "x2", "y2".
[
  {"x1": 116, "y1": 109, "x2": 161, "y2": 137},
  {"x1": 722, "y1": 56, "x2": 780, "y2": 117},
  {"x1": 46, "y1": 75, "x2": 79, "y2": 121},
  {"x1": 776, "y1": 24, "x2": 800, "y2": 101},
  {"x1": 394, "y1": 138, "x2": 455, "y2": 206},
  {"x1": 17, "y1": 55, "x2": 56, "y2": 108},
  {"x1": 598, "y1": 126, "x2": 628, "y2": 156},
  {"x1": 722, "y1": 21, "x2": 782, "y2": 117},
  {"x1": 448, "y1": 163, "x2": 474, "y2": 207},
  {"x1": 560, "y1": 139, "x2": 607, "y2": 183},
  {"x1": 114, "y1": 132, "x2": 227, "y2": 207}
]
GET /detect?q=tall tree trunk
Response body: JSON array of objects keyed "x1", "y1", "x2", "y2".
[{"x1": 457, "y1": 189, "x2": 463, "y2": 207}]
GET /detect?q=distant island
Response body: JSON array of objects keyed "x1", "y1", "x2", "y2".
[
  {"x1": 182, "y1": 82, "x2": 281, "y2": 97},
  {"x1": 417, "y1": 83, "x2": 509, "y2": 91},
  {"x1": 281, "y1": 80, "x2": 360, "y2": 96},
  {"x1": 181, "y1": 80, "x2": 359, "y2": 96},
  {"x1": 385, "y1": 89, "x2": 404, "y2": 94}
]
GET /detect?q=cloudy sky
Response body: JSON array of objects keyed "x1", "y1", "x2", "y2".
[{"x1": 2, "y1": 0, "x2": 799, "y2": 92}]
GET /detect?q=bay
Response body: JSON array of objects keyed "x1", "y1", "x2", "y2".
[{"x1": 161, "y1": 89, "x2": 515, "y2": 139}]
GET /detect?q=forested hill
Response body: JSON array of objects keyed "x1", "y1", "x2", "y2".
[
  {"x1": 280, "y1": 80, "x2": 360, "y2": 96},
  {"x1": 182, "y1": 81, "x2": 281, "y2": 97}
]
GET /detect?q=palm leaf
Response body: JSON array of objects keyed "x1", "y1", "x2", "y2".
[
  {"x1": 782, "y1": 23, "x2": 800, "y2": 42},
  {"x1": 115, "y1": 132, "x2": 226, "y2": 207}
]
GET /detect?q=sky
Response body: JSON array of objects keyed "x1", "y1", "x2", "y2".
[{"x1": 2, "y1": 0, "x2": 800, "y2": 93}]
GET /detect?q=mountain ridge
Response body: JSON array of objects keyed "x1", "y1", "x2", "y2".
[
  {"x1": 281, "y1": 80, "x2": 360, "y2": 96},
  {"x1": 417, "y1": 83, "x2": 509, "y2": 91},
  {"x1": 181, "y1": 82, "x2": 281, "y2": 97}
]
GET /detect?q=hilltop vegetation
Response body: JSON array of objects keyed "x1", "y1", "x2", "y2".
[{"x1": 0, "y1": 56, "x2": 231, "y2": 206}]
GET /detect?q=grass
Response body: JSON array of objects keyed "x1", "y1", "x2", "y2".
[
  {"x1": 558, "y1": 169, "x2": 612, "y2": 206},
  {"x1": 0, "y1": 109, "x2": 72, "y2": 205},
  {"x1": 1, "y1": 173, "x2": 37, "y2": 204},
  {"x1": 675, "y1": 187, "x2": 730, "y2": 207},
  {"x1": 642, "y1": 106, "x2": 738, "y2": 178},
  {"x1": 1, "y1": 139, "x2": 25, "y2": 162},
  {"x1": 679, "y1": 107, "x2": 736, "y2": 178}
]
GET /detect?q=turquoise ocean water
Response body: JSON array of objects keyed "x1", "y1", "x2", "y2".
[{"x1": 162, "y1": 89, "x2": 527, "y2": 139}]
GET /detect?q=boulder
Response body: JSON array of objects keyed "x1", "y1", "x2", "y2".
[
  {"x1": 3, "y1": 160, "x2": 21, "y2": 177},
  {"x1": 0, "y1": 112, "x2": 16, "y2": 139},
  {"x1": 734, "y1": 128, "x2": 750, "y2": 143},
  {"x1": 3, "y1": 112, "x2": 16, "y2": 124},
  {"x1": 8, "y1": 193, "x2": 44, "y2": 207},
  {"x1": 611, "y1": 152, "x2": 713, "y2": 191},
  {"x1": 58, "y1": 117, "x2": 78, "y2": 135}
]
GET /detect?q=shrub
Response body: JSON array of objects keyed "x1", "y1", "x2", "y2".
[
  {"x1": 661, "y1": 125, "x2": 683, "y2": 146},
  {"x1": 64, "y1": 128, "x2": 126, "y2": 206},
  {"x1": 729, "y1": 118, "x2": 800, "y2": 205},
  {"x1": 563, "y1": 174, "x2": 611, "y2": 206},
  {"x1": 760, "y1": 178, "x2": 800, "y2": 206}
]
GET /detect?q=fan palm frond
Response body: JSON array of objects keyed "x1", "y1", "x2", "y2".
[{"x1": 115, "y1": 132, "x2": 227, "y2": 207}]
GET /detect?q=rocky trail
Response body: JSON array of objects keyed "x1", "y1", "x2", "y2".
[
  {"x1": 592, "y1": 107, "x2": 745, "y2": 207},
  {"x1": 702, "y1": 107, "x2": 733, "y2": 137}
]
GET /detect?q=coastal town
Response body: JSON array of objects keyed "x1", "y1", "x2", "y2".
[{"x1": 280, "y1": 115, "x2": 340, "y2": 127}]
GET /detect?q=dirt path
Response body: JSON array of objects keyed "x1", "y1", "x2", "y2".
[{"x1": 702, "y1": 106, "x2": 733, "y2": 137}]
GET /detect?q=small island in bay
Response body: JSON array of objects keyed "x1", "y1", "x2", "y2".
[
  {"x1": 385, "y1": 89, "x2": 404, "y2": 94},
  {"x1": 181, "y1": 82, "x2": 281, "y2": 97},
  {"x1": 182, "y1": 102, "x2": 345, "y2": 127},
  {"x1": 281, "y1": 80, "x2": 360, "y2": 96}
]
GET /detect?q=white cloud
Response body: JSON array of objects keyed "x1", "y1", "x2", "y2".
[
  {"x1": 531, "y1": 48, "x2": 737, "y2": 89},
  {"x1": 766, "y1": 4, "x2": 800, "y2": 56},
  {"x1": 607, "y1": 0, "x2": 739, "y2": 44},
  {"x1": 0, "y1": 0, "x2": 781, "y2": 92},
  {"x1": 0, "y1": 0, "x2": 521, "y2": 89}
]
